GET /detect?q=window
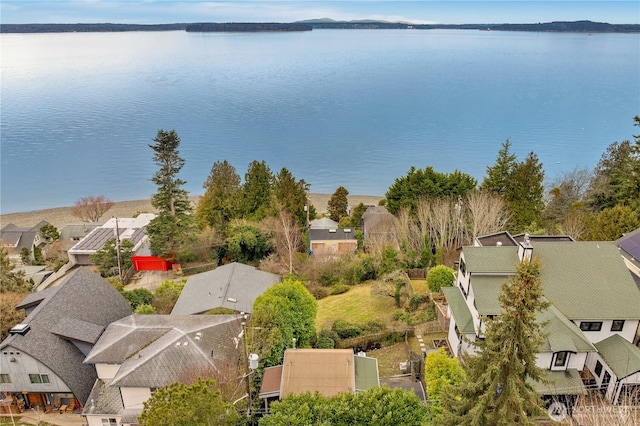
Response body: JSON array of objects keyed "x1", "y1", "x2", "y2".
[
  {"x1": 0, "y1": 374, "x2": 10, "y2": 383},
  {"x1": 579, "y1": 321, "x2": 602, "y2": 332},
  {"x1": 595, "y1": 360, "x2": 603, "y2": 377},
  {"x1": 29, "y1": 374, "x2": 50, "y2": 384},
  {"x1": 554, "y1": 352, "x2": 568, "y2": 367},
  {"x1": 611, "y1": 320, "x2": 625, "y2": 332},
  {"x1": 101, "y1": 419, "x2": 117, "y2": 426}
]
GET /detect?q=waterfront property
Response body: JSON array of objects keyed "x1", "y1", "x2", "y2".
[{"x1": 444, "y1": 232, "x2": 640, "y2": 409}]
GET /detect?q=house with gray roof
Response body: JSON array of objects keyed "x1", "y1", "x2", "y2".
[
  {"x1": 309, "y1": 228, "x2": 357, "y2": 256},
  {"x1": 258, "y1": 349, "x2": 380, "y2": 412},
  {"x1": 67, "y1": 214, "x2": 154, "y2": 266},
  {"x1": 445, "y1": 233, "x2": 640, "y2": 410},
  {"x1": 82, "y1": 315, "x2": 243, "y2": 426},
  {"x1": 0, "y1": 221, "x2": 50, "y2": 264},
  {"x1": 171, "y1": 262, "x2": 281, "y2": 315},
  {"x1": 0, "y1": 268, "x2": 132, "y2": 414}
]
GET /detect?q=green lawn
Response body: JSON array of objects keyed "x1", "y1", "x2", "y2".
[
  {"x1": 315, "y1": 283, "x2": 398, "y2": 332},
  {"x1": 410, "y1": 279, "x2": 428, "y2": 294}
]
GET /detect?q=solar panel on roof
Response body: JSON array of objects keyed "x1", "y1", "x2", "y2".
[{"x1": 619, "y1": 232, "x2": 640, "y2": 261}]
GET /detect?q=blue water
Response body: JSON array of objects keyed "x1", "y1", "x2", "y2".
[{"x1": 1, "y1": 29, "x2": 639, "y2": 214}]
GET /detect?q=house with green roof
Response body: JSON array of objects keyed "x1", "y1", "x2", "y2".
[{"x1": 444, "y1": 233, "x2": 640, "y2": 408}]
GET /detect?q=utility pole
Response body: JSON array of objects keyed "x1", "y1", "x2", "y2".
[{"x1": 114, "y1": 217, "x2": 123, "y2": 285}]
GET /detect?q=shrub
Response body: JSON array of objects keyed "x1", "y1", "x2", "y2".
[
  {"x1": 332, "y1": 319, "x2": 363, "y2": 339},
  {"x1": 407, "y1": 293, "x2": 429, "y2": 312},
  {"x1": 363, "y1": 319, "x2": 385, "y2": 333},
  {"x1": 315, "y1": 329, "x2": 339, "y2": 349},
  {"x1": 330, "y1": 284, "x2": 351, "y2": 295},
  {"x1": 308, "y1": 285, "x2": 330, "y2": 300},
  {"x1": 427, "y1": 265, "x2": 455, "y2": 294},
  {"x1": 122, "y1": 288, "x2": 153, "y2": 310},
  {"x1": 134, "y1": 304, "x2": 156, "y2": 315}
]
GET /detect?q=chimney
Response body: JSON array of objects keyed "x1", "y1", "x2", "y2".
[{"x1": 518, "y1": 233, "x2": 533, "y2": 262}]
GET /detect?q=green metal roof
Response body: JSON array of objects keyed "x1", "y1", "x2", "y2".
[
  {"x1": 462, "y1": 246, "x2": 519, "y2": 274},
  {"x1": 471, "y1": 275, "x2": 508, "y2": 316},
  {"x1": 594, "y1": 334, "x2": 640, "y2": 379},
  {"x1": 354, "y1": 355, "x2": 380, "y2": 391},
  {"x1": 538, "y1": 305, "x2": 596, "y2": 353},
  {"x1": 531, "y1": 369, "x2": 587, "y2": 396},
  {"x1": 534, "y1": 242, "x2": 640, "y2": 320},
  {"x1": 443, "y1": 287, "x2": 475, "y2": 334}
]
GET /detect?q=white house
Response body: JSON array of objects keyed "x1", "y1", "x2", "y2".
[
  {"x1": 444, "y1": 233, "x2": 640, "y2": 410},
  {"x1": 82, "y1": 315, "x2": 243, "y2": 426}
]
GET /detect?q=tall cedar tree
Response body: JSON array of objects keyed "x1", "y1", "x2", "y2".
[
  {"x1": 438, "y1": 257, "x2": 549, "y2": 426},
  {"x1": 196, "y1": 160, "x2": 242, "y2": 230},
  {"x1": 482, "y1": 142, "x2": 545, "y2": 233},
  {"x1": 327, "y1": 186, "x2": 349, "y2": 222},
  {"x1": 272, "y1": 167, "x2": 315, "y2": 227},
  {"x1": 481, "y1": 139, "x2": 517, "y2": 196},
  {"x1": 146, "y1": 130, "x2": 196, "y2": 260},
  {"x1": 241, "y1": 160, "x2": 273, "y2": 221}
]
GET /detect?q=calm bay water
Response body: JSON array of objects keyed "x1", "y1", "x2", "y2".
[{"x1": 1, "y1": 29, "x2": 639, "y2": 214}]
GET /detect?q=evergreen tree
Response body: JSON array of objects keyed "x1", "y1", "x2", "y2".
[
  {"x1": 385, "y1": 166, "x2": 476, "y2": 215},
  {"x1": 438, "y1": 257, "x2": 549, "y2": 425},
  {"x1": 241, "y1": 160, "x2": 273, "y2": 221},
  {"x1": 0, "y1": 247, "x2": 30, "y2": 293},
  {"x1": 146, "y1": 129, "x2": 196, "y2": 261},
  {"x1": 272, "y1": 167, "x2": 315, "y2": 227},
  {"x1": 89, "y1": 238, "x2": 134, "y2": 278},
  {"x1": 481, "y1": 139, "x2": 517, "y2": 196},
  {"x1": 505, "y1": 152, "x2": 545, "y2": 233},
  {"x1": 327, "y1": 186, "x2": 349, "y2": 222},
  {"x1": 196, "y1": 160, "x2": 242, "y2": 230}
]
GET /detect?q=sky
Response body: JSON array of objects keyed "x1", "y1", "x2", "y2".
[{"x1": 2, "y1": 1, "x2": 639, "y2": 25}]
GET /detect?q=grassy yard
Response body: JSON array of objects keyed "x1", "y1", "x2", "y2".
[
  {"x1": 315, "y1": 283, "x2": 399, "y2": 332},
  {"x1": 367, "y1": 343, "x2": 411, "y2": 378},
  {"x1": 410, "y1": 279, "x2": 428, "y2": 294}
]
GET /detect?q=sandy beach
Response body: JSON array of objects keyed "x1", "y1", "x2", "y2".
[{"x1": 0, "y1": 194, "x2": 383, "y2": 229}]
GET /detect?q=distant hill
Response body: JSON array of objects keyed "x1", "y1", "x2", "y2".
[{"x1": 1, "y1": 20, "x2": 638, "y2": 34}]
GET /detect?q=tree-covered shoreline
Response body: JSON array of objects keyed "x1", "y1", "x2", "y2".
[{"x1": 2, "y1": 20, "x2": 638, "y2": 33}]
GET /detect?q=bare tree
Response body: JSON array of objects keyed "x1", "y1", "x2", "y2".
[
  {"x1": 396, "y1": 208, "x2": 422, "y2": 253},
  {"x1": 273, "y1": 209, "x2": 303, "y2": 274},
  {"x1": 466, "y1": 190, "x2": 510, "y2": 240},
  {"x1": 70, "y1": 195, "x2": 114, "y2": 222}
]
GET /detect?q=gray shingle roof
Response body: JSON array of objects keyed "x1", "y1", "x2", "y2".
[
  {"x1": 310, "y1": 228, "x2": 357, "y2": 241},
  {"x1": 442, "y1": 287, "x2": 474, "y2": 334},
  {"x1": 594, "y1": 334, "x2": 640, "y2": 379},
  {"x1": 534, "y1": 242, "x2": 640, "y2": 320},
  {"x1": 462, "y1": 246, "x2": 520, "y2": 274},
  {"x1": 84, "y1": 315, "x2": 243, "y2": 388},
  {"x1": 0, "y1": 221, "x2": 49, "y2": 249},
  {"x1": 0, "y1": 268, "x2": 133, "y2": 405},
  {"x1": 171, "y1": 262, "x2": 281, "y2": 315}
]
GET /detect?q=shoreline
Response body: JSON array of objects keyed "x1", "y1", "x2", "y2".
[{"x1": 0, "y1": 194, "x2": 383, "y2": 230}]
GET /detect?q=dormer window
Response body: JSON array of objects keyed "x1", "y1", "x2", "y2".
[
  {"x1": 611, "y1": 320, "x2": 624, "y2": 332},
  {"x1": 553, "y1": 351, "x2": 569, "y2": 367}
]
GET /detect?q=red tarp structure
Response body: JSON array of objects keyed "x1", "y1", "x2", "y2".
[{"x1": 132, "y1": 255, "x2": 173, "y2": 271}]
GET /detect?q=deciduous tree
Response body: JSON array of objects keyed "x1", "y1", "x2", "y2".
[
  {"x1": 427, "y1": 265, "x2": 455, "y2": 294},
  {"x1": 0, "y1": 292, "x2": 26, "y2": 340},
  {"x1": 146, "y1": 129, "x2": 197, "y2": 261},
  {"x1": 70, "y1": 195, "x2": 114, "y2": 222},
  {"x1": 327, "y1": 186, "x2": 349, "y2": 222},
  {"x1": 138, "y1": 379, "x2": 239, "y2": 426},
  {"x1": 250, "y1": 277, "x2": 317, "y2": 367},
  {"x1": 260, "y1": 387, "x2": 430, "y2": 426},
  {"x1": 439, "y1": 257, "x2": 549, "y2": 425},
  {"x1": 425, "y1": 347, "x2": 465, "y2": 419}
]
